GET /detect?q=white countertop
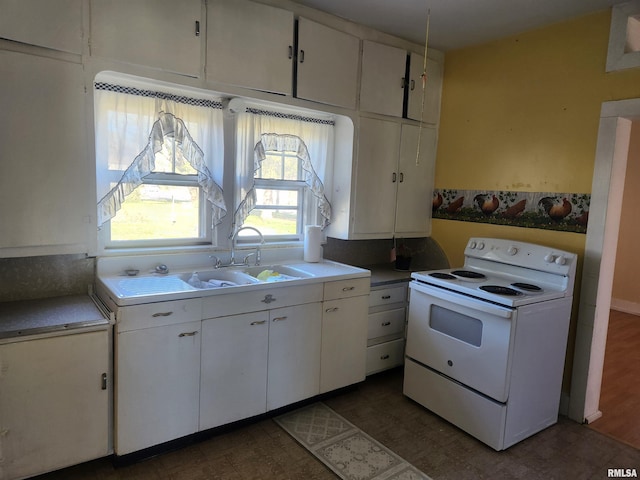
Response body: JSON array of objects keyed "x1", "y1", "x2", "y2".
[{"x1": 97, "y1": 259, "x2": 371, "y2": 307}]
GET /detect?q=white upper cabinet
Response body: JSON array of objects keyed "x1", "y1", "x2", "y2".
[
  {"x1": 360, "y1": 40, "x2": 407, "y2": 117},
  {"x1": 90, "y1": 0, "x2": 202, "y2": 76},
  {"x1": 0, "y1": 0, "x2": 83, "y2": 54},
  {"x1": 394, "y1": 123, "x2": 437, "y2": 235},
  {"x1": 207, "y1": 0, "x2": 294, "y2": 95},
  {"x1": 351, "y1": 118, "x2": 436, "y2": 238},
  {"x1": 0, "y1": 50, "x2": 92, "y2": 257},
  {"x1": 406, "y1": 52, "x2": 443, "y2": 125},
  {"x1": 296, "y1": 17, "x2": 360, "y2": 109}
]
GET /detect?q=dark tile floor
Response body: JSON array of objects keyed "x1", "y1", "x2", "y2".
[{"x1": 36, "y1": 368, "x2": 640, "y2": 480}]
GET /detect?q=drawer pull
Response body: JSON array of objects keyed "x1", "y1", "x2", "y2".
[
  {"x1": 342, "y1": 286, "x2": 355, "y2": 292},
  {"x1": 262, "y1": 294, "x2": 276, "y2": 304},
  {"x1": 101, "y1": 373, "x2": 108, "y2": 390},
  {"x1": 381, "y1": 295, "x2": 391, "y2": 300},
  {"x1": 380, "y1": 354, "x2": 390, "y2": 360},
  {"x1": 272, "y1": 316, "x2": 288, "y2": 322},
  {"x1": 250, "y1": 320, "x2": 266, "y2": 326},
  {"x1": 152, "y1": 311, "x2": 173, "y2": 317},
  {"x1": 381, "y1": 321, "x2": 392, "y2": 326},
  {"x1": 325, "y1": 307, "x2": 339, "y2": 313},
  {"x1": 178, "y1": 331, "x2": 198, "y2": 337}
]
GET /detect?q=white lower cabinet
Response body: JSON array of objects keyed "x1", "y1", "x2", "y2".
[
  {"x1": 366, "y1": 283, "x2": 408, "y2": 375},
  {"x1": 113, "y1": 277, "x2": 368, "y2": 455},
  {"x1": 200, "y1": 311, "x2": 269, "y2": 430},
  {"x1": 115, "y1": 320, "x2": 201, "y2": 455},
  {"x1": 267, "y1": 303, "x2": 322, "y2": 410},
  {"x1": 0, "y1": 330, "x2": 110, "y2": 479}
]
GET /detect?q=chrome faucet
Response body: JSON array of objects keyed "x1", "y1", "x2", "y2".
[{"x1": 229, "y1": 226, "x2": 264, "y2": 266}]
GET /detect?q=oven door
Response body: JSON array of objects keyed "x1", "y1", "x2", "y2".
[{"x1": 406, "y1": 280, "x2": 516, "y2": 403}]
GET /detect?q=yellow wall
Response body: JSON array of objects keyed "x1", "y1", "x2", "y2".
[
  {"x1": 432, "y1": 10, "x2": 640, "y2": 266},
  {"x1": 432, "y1": 10, "x2": 640, "y2": 392}
]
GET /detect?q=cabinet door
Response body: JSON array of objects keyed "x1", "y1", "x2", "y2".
[
  {"x1": 0, "y1": 50, "x2": 92, "y2": 256},
  {"x1": 353, "y1": 117, "x2": 401, "y2": 236},
  {"x1": 207, "y1": 0, "x2": 293, "y2": 95},
  {"x1": 90, "y1": 0, "x2": 202, "y2": 76},
  {"x1": 296, "y1": 17, "x2": 359, "y2": 109},
  {"x1": 0, "y1": 0, "x2": 83, "y2": 54},
  {"x1": 200, "y1": 312, "x2": 269, "y2": 430},
  {"x1": 0, "y1": 331, "x2": 109, "y2": 479},
  {"x1": 394, "y1": 124, "x2": 437, "y2": 236},
  {"x1": 267, "y1": 303, "x2": 322, "y2": 410},
  {"x1": 360, "y1": 40, "x2": 407, "y2": 117},
  {"x1": 115, "y1": 321, "x2": 201, "y2": 455},
  {"x1": 407, "y1": 52, "x2": 443, "y2": 124},
  {"x1": 320, "y1": 295, "x2": 368, "y2": 393}
]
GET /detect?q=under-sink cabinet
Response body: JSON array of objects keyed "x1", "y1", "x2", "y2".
[
  {"x1": 366, "y1": 283, "x2": 408, "y2": 375},
  {"x1": 109, "y1": 273, "x2": 369, "y2": 456}
]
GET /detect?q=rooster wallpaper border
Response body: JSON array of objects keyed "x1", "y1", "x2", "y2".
[{"x1": 432, "y1": 189, "x2": 590, "y2": 234}]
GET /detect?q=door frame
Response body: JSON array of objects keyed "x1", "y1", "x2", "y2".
[{"x1": 568, "y1": 98, "x2": 640, "y2": 422}]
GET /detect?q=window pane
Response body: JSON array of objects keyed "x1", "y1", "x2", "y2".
[
  {"x1": 111, "y1": 185, "x2": 200, "y2": 241},
  {"x1": 256, "y1": 188, "x2": 299, "y2": 207},
  {"x1": 283, "y1": 156, "x2": 299, "y2": 180},
  {"x1": 243, "y1": 208, "x2": 298, "y2": 236}
]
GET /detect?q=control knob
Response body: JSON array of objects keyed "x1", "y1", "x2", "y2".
[
  {"x1": 544, "y1": 253, "x2": 556, "y2": 263},
  {"x1": 476, "y1": 242, "x2": 485, "y2": 250},
  {"x1": 469, "y1": 241, "x2": 477, "y2": 249},
  {"x1": 507, "y1": 246, "x2": 518, "y2": 256},
  {"x1": 555, "y1": 255, "x2": 567, "y2": 265}
]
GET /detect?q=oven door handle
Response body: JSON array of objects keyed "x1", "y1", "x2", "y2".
[{"x1": 410, "y1": 281, "x2": 513, "y2": 319}]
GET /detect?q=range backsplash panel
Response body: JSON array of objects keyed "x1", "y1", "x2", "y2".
[{"x1": 432, "y1": 189, "x2": 590, "y2": 233}]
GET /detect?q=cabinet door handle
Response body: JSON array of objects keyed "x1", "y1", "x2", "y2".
[
  {"x1": 392, "y1": 172, "x2": 397, "y2": 183},
  {"x1": 410, "y1": 79, "x2": 415, "y2": 91},
  {"x1": 342, "y1": 286, "x2": 355, "y2": 292},
  {"x1": 299, "y1": 49, "x2": 305, "y2": 63},
  {"x1": 325, "y1": 307, "x2": 339, "y2": 313},
  {"x1": 381, "y1": 321, "x2": 391, "y2": 326},
  {"x1": 178, "y1": 331, "x2": 198, "y2": 337},
  {"x1": 272, "y1": 316, "x2": 288, "y2": 322},
  {"x1": 250, "y1": 320, "x2": 267, "y2": 326},
  {"x1": 401, "y1": 77, "x2": 406, "y2": 88},
  {"x1": 262, "y1": 294, "x2": 276, "y2": 304},
  {"x1": 399, "y1": 172, "x2": 404, "y2": 183},
  {"x1": 381, "y1": 295, "x2": 391, "y2": 299},
  {"x1": 152, "y1": 311, "x2": 173, "y2": 317},
  {"x1": 288, "y1": 45, "x2": 293, "y2": 59},
  {"x1": 195, "y1": 20, "x2": 200, "y2": 36},
  {"x1": 381, "y1": 354, "x2": 390, "y2": 360},
  {"x1": 101, "y1": 373, "x2": 108, "y2": 390}
]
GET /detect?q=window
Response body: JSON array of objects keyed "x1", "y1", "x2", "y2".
[
  {"x1": 94, "y1": 77, "x2": 225, "y2": 251},
  {"x1": 241, "y1": 150, "x2": 306, "y2": 240}
]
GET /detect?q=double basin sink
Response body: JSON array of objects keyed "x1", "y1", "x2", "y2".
[{"x1": 112, "y1": 264, "x2": 315, "y2": 298}]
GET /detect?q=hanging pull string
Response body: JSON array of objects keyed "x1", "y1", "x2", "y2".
[{"x1": 415, "y1": 8, "x2": 430, "y2": 166}]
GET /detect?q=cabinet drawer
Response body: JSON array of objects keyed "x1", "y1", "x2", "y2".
[
  {"x1": 324, "y1": 278, "x2": 370, "y2": 300},
  {"x1": 117, "y1": 298, "x2": 202, "y2": 332},
  {"x1": 366, "y1": 339, "x2": 405, "y2": 375},
  {"x1": 367, "y1": 307, "x2": 405, "y2": 342},
  {"x1": 369, "y1": 285, "x2": 407, "y2": 308},
  {"x1": 202, "y1": 283, "x2": 323, "y2": 319}
]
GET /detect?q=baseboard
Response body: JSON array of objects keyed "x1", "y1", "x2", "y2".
[
  {"x1": 610, "y1": 298, "x2": 640, "y2": 316},
  {"x1": 584, "y1": 410, "x2": 603, "y2": 424}
]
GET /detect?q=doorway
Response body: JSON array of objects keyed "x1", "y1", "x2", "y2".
[{"x1": 568, "y1": 99, "x2": 640, "y2": 431}]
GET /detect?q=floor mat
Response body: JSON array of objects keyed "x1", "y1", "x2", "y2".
[{"x1": 274, "y1": 402, "x2": 431, "y2": 480}]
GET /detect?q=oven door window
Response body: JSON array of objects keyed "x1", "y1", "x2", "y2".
[{"x1": 430, "y1": 304, "x2": 483, "y2": 347}]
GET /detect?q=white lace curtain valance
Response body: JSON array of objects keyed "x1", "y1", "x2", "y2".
[
  {"x1": 234, "y1": 109, "x2": 334, "y2": 233},
  {"x1": 94, "y1": 84, "x2": 226, "y2": 228}
]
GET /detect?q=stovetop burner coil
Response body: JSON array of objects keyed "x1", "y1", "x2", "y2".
[
  {"x1": 451, "y1": 270, "x2": 486, "y2": 279},
  {"x1": 511, "y1": 282, "x2": 542, "y2": 292},
  {"x1": 429, "y1": 272, "x2": 457, "y2": 280},
  {"x1": 480, "y1": 285, "x2": 523, "y2": 296}
]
